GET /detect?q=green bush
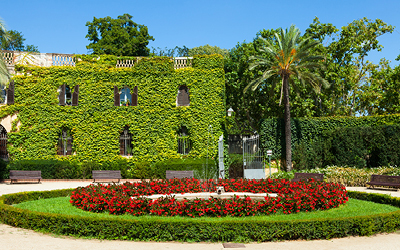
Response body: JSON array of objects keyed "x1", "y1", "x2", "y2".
[
  {"x1": 2, "y1": 189, "x2": 400, "y2": 242},
  {"x1": 302, "y1": 125, "x2": 400, "y2": 168},
  {"x1": 5, "y1": 159, "x2": 133, "y2": 179},
  {"x1": 0, "y1": 159, "x2": 8, "y2": 179},
  {"x1": 226, "y1": 154, "x2": 243, "y2": 178},
  {"x1": 273, "y1": 166, "x2": 400, "y2": 187},
  {"x1": 6, "y1": 159, "x2": 80, "y2": 179},
  {"x1": 261, "y1": 116, "x2": 400, "y2": 168},
  {"x1": 153, "y1": 158, "x2": 217, "y2": 179}
]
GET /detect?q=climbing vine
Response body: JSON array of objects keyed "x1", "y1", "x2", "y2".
[{"x1": 1, "y1": 55, "x2": 225, "y2": 173}]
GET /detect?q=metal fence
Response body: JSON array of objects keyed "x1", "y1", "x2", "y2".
[{"x1": 243, "y1": 134, "x2": 264, "y2": 169}]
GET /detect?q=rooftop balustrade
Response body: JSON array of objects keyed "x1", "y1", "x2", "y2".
[{"x1": 1, "y1": 50, "x2": 192, "y2": 74}]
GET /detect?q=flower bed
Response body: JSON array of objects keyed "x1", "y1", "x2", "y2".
[{"x1": 70, "y1": 179, "x2": 348, "y2": 217}]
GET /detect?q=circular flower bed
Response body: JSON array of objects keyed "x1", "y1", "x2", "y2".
[{"x1": 70, "y1": 178, "x2": 348, "y2": 217}]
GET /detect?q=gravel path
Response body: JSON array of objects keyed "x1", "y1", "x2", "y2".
[{"x1": 1, "y1": 182, "x2": 400, "y2": 250}]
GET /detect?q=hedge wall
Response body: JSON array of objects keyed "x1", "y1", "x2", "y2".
[
  {"x1": 1, "y1": 190, "x2": 400, "y2": 242},
  {"x1": 260, "y1": 115, "x2": 400, "y2": 169},
  {"x1": 0, "y1": 54, "x2": 225, "y2": 177}
]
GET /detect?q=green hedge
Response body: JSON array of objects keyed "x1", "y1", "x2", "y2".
[
  {"x1": 294, "y1": 125, "x2": 400, "y2": 169},
  {"x1": 1, "y1": 190, "x2": 400, "y2": 242},
  {"x1": 260, "y1": 115, "x2": 400, "y2": 169},
  {"x1": 153, "y1": 158, "x2": 217, "y2": 179}
]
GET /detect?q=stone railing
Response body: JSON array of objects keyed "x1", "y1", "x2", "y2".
[
  {"x1": 1, "y1": 51, "x2": 193, "y2": 72},
  {"x1": 174, "y1": 57, "x2": 193, "y2": 69}
]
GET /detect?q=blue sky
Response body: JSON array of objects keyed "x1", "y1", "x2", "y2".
[{"x1": 1, "y1": 0, "x2": 400, "y2": 66}]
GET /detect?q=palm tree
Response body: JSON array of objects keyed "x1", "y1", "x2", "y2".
[
  {"x1": 0, "y1": 18, "x2": 11, "y2": 87},
  {"x1": 245, "y1": 25, "x2": 329, "y2": 171}
]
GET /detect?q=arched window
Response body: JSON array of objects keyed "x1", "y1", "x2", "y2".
[
  {"x1": 114, "y1": 86, "x2": 138, "y2": 106},
  {"x1": 59, "y1": 84, "x2": 79, "y2": 106},
  {"x1": 176, "y1": 85, "x2": 190, "y2": 106},
  {"x1": 0, "y1": 125, "x2": 8, "y2": 159},
  {"x1": 119, "y1": 126, "x2": 132, "y2": 156},
  {"x1": 57, "y1": 129, "x2": 73, "y2": 156},
  {"x1": 177, "y1": 126, "x2": 191, "y2": 155}
]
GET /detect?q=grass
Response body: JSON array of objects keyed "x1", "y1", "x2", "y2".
[{"x1": 14, "y1": 197, "x2": 400, "y2": 223}]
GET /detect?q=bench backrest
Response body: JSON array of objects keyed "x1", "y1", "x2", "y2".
[
  {"x1": 166, "y1": 170, "x2": 194, "y2": 179},
  {"x1": 92, "y1": 170, "x2": 122, "y2": 179},
  {"x1": 10, "y1": 170, "x2": 42, "y2": 179},
  {"x1": 293, "y1": 173, "x2": 324, "y2": 182},
  {"x1": 371, "y1": 174, "x2": 400, "y2": 184}
]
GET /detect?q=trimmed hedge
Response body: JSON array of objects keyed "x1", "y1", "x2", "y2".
[
  {"x1": 153, "y1": 158, "x2": 217, "y2": 179},
  {"x1": 1, "y1": 189, "x2": 400, "y2": 242},
  {"x1": 260, "y1": 115, "x2": 400, "y2": 169}
]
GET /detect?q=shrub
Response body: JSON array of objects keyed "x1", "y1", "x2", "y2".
[
  {"x1": 153, "y1": 158, "x2": 217, "y2": 179},
  {"x1": 261, "y1": 115, "x2": 400, "y2": 168},
  {"x1": 272, "y1": 166, "x2": 400, "y2": 187}
]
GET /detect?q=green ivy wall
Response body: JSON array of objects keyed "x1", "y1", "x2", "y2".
[{"x1": 1, "y1": 55, "x2": 225, "y2": 167}]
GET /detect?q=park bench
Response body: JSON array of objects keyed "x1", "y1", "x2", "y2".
[
  {"x1": 92, "y1": 170, "x2": 122, "y2": 183},
  {"x1": 9, "y1": 170, "x2": 42, "y2": 184},
  {"x1": 291, "y1": 173, "x2": 324, "y2": 182},
  {"x1": 166, "y1": 170, "x2": 194, "y2": 179},
  {"x1": 366, "y1": 174, "x2": 400, "y2": 189}
]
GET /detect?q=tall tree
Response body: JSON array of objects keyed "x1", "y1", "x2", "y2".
[
  {"x1": 189, "y1": 44, "x2": 229, "y2": 58},
  {"x1": 304, "y1": 17, "x2": 394, "y2": 116},
  {"x1": 245, "y1": 25, "x2": 328, "y2": 171},
  {"x1": 0, "y1": 18, "x2": 11, "y2": 87},
  {"x1": 151, "y1": 45, "x2": 189, "y2": 57},
  {"x1": 86, "y1": 13, "x2": 154, "y2": 56},
  {"x1": 0, "y1": 30, "x2": 39, "y2": 52}
]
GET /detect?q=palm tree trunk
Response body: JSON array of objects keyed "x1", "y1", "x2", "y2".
[{"x1": 283, "y1": 75, "x2": 292, "y2": 171}]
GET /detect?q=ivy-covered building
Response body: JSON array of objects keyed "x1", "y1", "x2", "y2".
[{"x1": 0, "y1": 54, "x2": 225, "y2": 172}]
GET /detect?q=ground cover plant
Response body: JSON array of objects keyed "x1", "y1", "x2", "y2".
[
  {"x1": 272, "y1": 166, "x2": 400, "y2": 186},
  {"x1": 70, "y1": 178, "x2": 348, "y2": 217}
]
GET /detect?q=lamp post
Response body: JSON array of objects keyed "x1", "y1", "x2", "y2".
[
  {"x1": 227, "y1": 108, "x2": 234, "y2": 117},
  {"x1": 267, "y1": 150, "x2": 272, "y2": 178}
]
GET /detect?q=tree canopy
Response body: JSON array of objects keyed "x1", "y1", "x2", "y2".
[
  {"x1": 85, "y1": 13, "x2": 154, "y2": 56},
  {"x1": 225, "y1": 17, "x2": 397, "y2": 135},
  {"x1": 245, "y1": 25, "x2": 327, "y2": 171},
  {"x1": 0, "y1": 29, "x2": 39, "y2": 52}
]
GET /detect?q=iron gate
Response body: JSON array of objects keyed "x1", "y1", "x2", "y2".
[{"x1": 243, "y1": 134, "x2": 265, "y2": 179}]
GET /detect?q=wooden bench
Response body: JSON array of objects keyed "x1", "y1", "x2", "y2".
[
  {"x1": 291, "y1": 173, "x2": 324, "y2": 182},
  {"x1": 166, "y1": 170, "x2": 194, "y2": 179},
  {"x1": 92, "y1": 170, "x2": 122, "y2": 183},
  {"x1": 367, "y1": 174, "x2": 400, "y2": 189},
  {"x1": 10, "y1": 170, "x2": 42, "y2": 184}
]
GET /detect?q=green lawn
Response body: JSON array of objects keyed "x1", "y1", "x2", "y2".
[{"x1": 14, "y1": 197, "x2": 400, "y2": 223}]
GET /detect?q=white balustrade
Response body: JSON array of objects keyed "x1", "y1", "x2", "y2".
[{"x1": 1, "y1": 51, "x2": 192, "y2": 71}]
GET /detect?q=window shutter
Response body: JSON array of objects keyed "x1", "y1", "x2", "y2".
[
  {"x1": 59, "y1": 84, "x2": 66, "y2": 105},
  {"x1": 72, "y1": 85, "x2": 79, "y2": 106},
  {"x1": 66, "y1": 137, "x2": 73, "y2": 155},
  {"x1": 114, "y1": 86, "x2": 120, "y2": 106},
  {"x1": 119, "y1": 137, "x2": 125, "y2": 155},
  {"x1": 132, "y1": 86, "x2": 138, "y2": 106},
  {"x1": 57, "y1": 137, "x2": 63, "y2": 155},
  {"x1": 6, "y1": 80, "x2": 14, "y2": 105}
]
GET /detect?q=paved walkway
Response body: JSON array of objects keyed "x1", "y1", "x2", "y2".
[{"x1": 1, "y1": 182, "x2": 400, "y2": 250}]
